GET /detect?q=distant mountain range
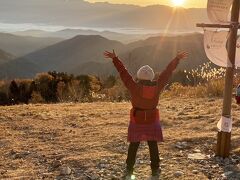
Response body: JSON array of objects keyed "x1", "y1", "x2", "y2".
[
  {"x1": 0, "y1": 33, "x2": 63, "y2": 57},
  {"x1": 0, "y1": 33, "x2": 209, "y2": 79},
  {"x1": 0, "y1": 0, "x2": 208, "y2": 31},
  {"x1": 0, "y1": 1, "x2": 213, "y2": 79},
  {"x1": 122, "y1": 33, "x2": 207, "y2": 75},
  {"x1": 13, "y1": 29, "x2": 159, "y2": 44}
]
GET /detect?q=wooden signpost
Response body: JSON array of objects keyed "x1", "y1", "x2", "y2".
[{"x1": 197, "y1": 0, "x2": 240, "y2": 158}]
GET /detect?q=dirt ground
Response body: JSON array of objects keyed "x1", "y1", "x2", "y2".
[{"x1": 1, "y1": 98, "x2": 240, "y2": 180}]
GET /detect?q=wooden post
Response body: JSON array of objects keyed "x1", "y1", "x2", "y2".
[{"x1": 216, "y1": 0, "x2": 240, "y2": 158}]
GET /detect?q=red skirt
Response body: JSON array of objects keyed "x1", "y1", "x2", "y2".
[{"x1": 127, "y1": 120, "x2": 163, "y2": 142}]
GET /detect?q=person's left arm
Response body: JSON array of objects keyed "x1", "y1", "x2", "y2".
[{"x1": 157, "y1": 51, "x2": 188, "y2": 92}]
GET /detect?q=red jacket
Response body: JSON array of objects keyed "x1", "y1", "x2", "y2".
[{"x1": 112, "y1": 56, "x2": 180, "y2": 110}]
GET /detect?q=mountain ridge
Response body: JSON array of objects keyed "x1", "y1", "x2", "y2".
[
  {"x1": 0, "y1": 33, "x2": 209, "y2": 79},
  {"x1": 13, "y1": 29, "x2": 160, "y2": 44},
  {"x1": 0, "y1": 32, "x2": 63, "y2": 57},
  {"x1": 0, "y1": 1, "x2": 207, "y2": 31},
  {"x1": 0, "y1": 49, "x2": 15, "y2": 65}
]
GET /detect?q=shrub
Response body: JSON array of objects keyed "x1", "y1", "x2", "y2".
[
  {"x1": 9, "y1": 80, "x2": 20, "y2": 104},
  {"x1": 56, "y1": 81, "x2": 66, "y2": 102},
  {"x1": 35, "y1": 73, "x2": 58, "y2": 102},
  {"x1": 29, "y1": 91, "x2": 45, "y2": 104},
  {"x1": 107, "y1": 78, "x2": 130, "y2": 101},
  {"x1": 102, "y1": 75, "x2": 116, "y2": 89},
  {"x1": 67, "y1": 80, "x2": 85, "y2": 102},
  {"x1": 18, "y1": 80, "x2": 33, "y2": 104},
  {"x1": 76, "y1": 75, "x2": 91, "y2": 100},
  {"x1": 0, "y1": 92, "x2": 9, "y2": 105},
  {"x1": 57, "y1": 80, "x2": 83, "y2": 102}
]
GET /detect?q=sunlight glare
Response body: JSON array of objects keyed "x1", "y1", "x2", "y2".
[{"x1": 171, "y1": 0, "x2": 185, "y2": 7}]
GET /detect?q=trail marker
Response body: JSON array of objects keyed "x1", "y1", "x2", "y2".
[{"x1": 197, "y1": 0, "x2": 240, "y2": 158}]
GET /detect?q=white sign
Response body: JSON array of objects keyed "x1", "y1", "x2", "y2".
[
  {"x1": 217, "y1": 116, "x2": 232, "y2": 132},
  {"x1": 207, "y1": 0, "x2": 233, "y2": 23},
  {"x1": 204, "y1": 30, "x2": 232, "y2": 67}
]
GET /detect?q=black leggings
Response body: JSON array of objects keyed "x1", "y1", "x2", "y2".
[{"x1": 126, "y1": 141, "x2": 160, "y2": 171}]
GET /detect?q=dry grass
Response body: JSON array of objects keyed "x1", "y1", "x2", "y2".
[
  {"x1": 1, "y1": 98, "x2": 240, "y2": 179},
  {"x1": 162, "y1": 80, "x2": 225, "y2": 98}
]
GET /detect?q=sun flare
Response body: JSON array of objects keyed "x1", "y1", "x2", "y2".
[{"x1": 171, "y1": 0, "x2": 185, "y2": 7}]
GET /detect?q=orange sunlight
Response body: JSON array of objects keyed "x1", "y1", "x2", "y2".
[{"x1": 87, "y1": 0, "x2": 207, "y2": 8}]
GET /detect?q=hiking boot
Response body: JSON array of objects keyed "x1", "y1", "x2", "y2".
[{"x1": 152, "y1": 168, "x2": 161, "y2": 177}]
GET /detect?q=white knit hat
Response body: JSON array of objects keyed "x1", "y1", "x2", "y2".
[{"x1": 137, "y1": 65, "x2": 155, "y2": 81}]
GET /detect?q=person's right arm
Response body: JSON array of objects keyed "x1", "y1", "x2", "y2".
[{"x1": 104, "y1": 50, "x2": 135, "y2": 90}]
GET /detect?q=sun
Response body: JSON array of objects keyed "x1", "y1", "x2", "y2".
[{"x1": 171, "y1": 0, "x2": 185, "y2": 7}]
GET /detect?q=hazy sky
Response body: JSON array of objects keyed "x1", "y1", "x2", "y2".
[{"x1": 87, "y1": 0, "x2": 207, "y2": 8}]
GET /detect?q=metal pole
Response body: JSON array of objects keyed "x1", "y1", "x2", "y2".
[{"x1": 216, "y1": 0, "x2": 240, "y2": 158}]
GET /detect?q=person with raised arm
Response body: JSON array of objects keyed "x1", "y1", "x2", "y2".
[{"x1": 104, "y1": 50, "x2": 188, "y2": 178}]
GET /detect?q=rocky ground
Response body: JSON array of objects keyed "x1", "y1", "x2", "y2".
[{"x1": 1, "y1": 98, "x2": 240, "y2": 179}]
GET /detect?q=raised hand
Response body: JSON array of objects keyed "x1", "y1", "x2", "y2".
[
  {"x1": 176, "y1": 51, "x2": 189, "y2": 60},
  {"x1": 104, "y1": 50, "x2": 117, "y2": 60}
]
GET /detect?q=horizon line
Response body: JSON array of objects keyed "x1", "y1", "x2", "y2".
[{"x1": 86, "y1": 1, "x2": 206, "y2": 9}]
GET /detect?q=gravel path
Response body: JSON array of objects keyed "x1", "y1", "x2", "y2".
[{"x1": 1, "y1": 98, "x2": 240, "y2": 179}]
